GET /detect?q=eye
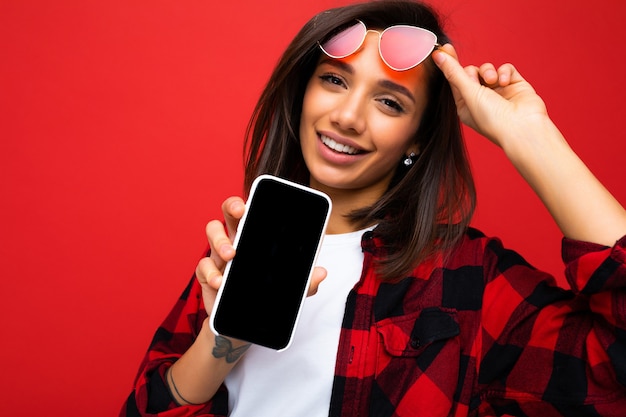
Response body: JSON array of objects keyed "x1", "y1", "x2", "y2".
[
  {"x1": 378, "y1": 97, "x2": 406, "y2": 114},
  {"x1": 319, "y1": 73, "x2": 347, "y2": 89}
]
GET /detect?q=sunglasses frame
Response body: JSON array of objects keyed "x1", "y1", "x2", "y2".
[{"x1": 319, "y1": 20, "x2": 440, "y2": 71}]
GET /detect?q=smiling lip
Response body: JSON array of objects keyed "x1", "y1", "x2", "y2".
[{"x1": 319, "y1": 134, "x2": 361, "y2": 155}]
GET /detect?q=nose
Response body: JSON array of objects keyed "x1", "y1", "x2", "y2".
[{"x1": 328, "y1": 89, "x2": 366, "y2": 134}]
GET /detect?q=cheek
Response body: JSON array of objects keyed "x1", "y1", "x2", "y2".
[
  {"x1": 300, "y1": 83, "x2": 338, "y2": 147},
  {"x1": 370, "y1": 118, "x2": 420, "y2": 155},
  {"x1": 302, "y1": 83, "x2": 332, "y2": 122},
  {"x1": 299, "y1": 86, "x2": 322, "y2": 153},
  {"x1": 300, "y1": 91, "x2": 314, "y2": 125},
  {"x1": 300, "y1": 85, "x2": 314, "y2": 136}
]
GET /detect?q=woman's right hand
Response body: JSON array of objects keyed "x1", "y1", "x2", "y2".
[
  {"x1": 196, "y1": 196, "x2": 245, "y2": 318},
  {"x1": 196, "y1": 196, "x2": 328, "y2": 318}
]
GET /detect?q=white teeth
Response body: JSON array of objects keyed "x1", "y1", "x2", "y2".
[{"x1": 321, "y1": 135, "x2": 358, "y2": 155}]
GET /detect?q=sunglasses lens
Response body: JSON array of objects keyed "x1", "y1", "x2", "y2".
[
  {"x1": 380, "y1": 26, "x2": 437, "y2": 70},
  {"x1": 320, "y1": 22, "x2": 366, "y2": 58}
]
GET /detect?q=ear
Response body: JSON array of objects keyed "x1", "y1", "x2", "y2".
[{"x1": 406, "y1": 144, "x2": 420, "y2": 158}]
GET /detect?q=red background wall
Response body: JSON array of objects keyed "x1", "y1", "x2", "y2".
[{"x1": 1, "y1": 0, "x2": 624, "y2": 415}]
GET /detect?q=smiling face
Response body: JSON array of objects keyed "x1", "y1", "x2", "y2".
[{"x1": 300, "y1": 31, "x2": 430, "y2": 216}]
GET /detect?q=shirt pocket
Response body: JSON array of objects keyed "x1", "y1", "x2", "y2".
[{"x1": 373, "y1": 307, "x2": 462, "y2": 413}]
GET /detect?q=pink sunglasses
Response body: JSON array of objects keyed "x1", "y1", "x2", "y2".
[{"x1": 319, "y1": 20, "x2": 439, "y2": 71}]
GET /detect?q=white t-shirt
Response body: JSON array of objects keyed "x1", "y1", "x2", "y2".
[{"x1": 225, "y1": 228, "x2": 371, "y2": 416}]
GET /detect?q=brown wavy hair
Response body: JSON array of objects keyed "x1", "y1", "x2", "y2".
[{"x1": 242, "y1": 0, "x2": 475, "y2": 282}]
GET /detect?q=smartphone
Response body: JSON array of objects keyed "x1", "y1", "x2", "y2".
[{"x1": 210, "y1": 174, "x2": 332, "y2": 351}]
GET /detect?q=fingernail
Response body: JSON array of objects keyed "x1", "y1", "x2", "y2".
[
  {"x1": 221, "y1": 244, "x2": 235, "y2": 257},
  {"x1": 210, "y1": 274, "x2": 223, "y2": 287},
  {"x1": 432, "y1": 50, "x2": 446, "y2": 65},
  {"x1": 232, "y1": 200, "x2": 245, "y2": 212}
]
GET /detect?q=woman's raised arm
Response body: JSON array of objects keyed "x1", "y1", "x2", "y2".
[{"x1": 433, "y1": 44, "x2": 626, "y2": 246}]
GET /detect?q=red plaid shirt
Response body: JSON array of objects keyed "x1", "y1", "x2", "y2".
[{"x1": 121, "y1": 228, "x2": 626, "y2": 416}]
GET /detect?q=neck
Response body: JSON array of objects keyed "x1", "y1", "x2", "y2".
[{"x1": 312, "y1": 183, "x2": 384, "y2": 235}]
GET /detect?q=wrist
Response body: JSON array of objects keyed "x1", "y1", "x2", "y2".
[
  {"x1": 501, "y1": 116, "x2": 567, "y2": 168},
  {"x1": 201, "y1": 318, "x2": 251, "y2": 363}
]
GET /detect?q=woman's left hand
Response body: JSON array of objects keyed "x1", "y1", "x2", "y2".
[
  {"x1": 432, "y1": 44, "x2": 548, "y2": 149},
  {"x1": 433, "y1": 44, "x2": 626, "y2": 246}
]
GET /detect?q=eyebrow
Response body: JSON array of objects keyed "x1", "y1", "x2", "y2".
[
  {"x1": 319, "y1": 58, "x2": 416, "y2": 103},
  {"x1": 378, "y1": 79, "x2": 416, "y2": 104}
]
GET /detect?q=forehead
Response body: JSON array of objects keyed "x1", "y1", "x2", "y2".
[
  {"x1": 319, "y1": 20, "x2": 437, "y2": 73},
  {"x1": 316, "y1": 33, "x2": 431, "y2": 108},
  {"x1": 335, "y1": 32, "x2": 430, "y2": 83}
]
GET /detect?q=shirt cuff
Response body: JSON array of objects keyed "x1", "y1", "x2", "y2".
[{"x1": 562, "y1": 234, "x2": 626, "y2": 294}]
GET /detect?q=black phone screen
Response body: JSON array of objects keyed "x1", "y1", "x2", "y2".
[{"x1": 211, "y1": 175, "x2": 331, "y2": 351}]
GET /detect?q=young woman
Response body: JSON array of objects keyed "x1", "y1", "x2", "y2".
[{"x1": 121, "y1": 1, "x2": 626, "y2": 416}]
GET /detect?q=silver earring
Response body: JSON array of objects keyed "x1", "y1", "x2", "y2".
[{"x1": 403, "y1": 152, "x2": 417, "y2": 167}]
